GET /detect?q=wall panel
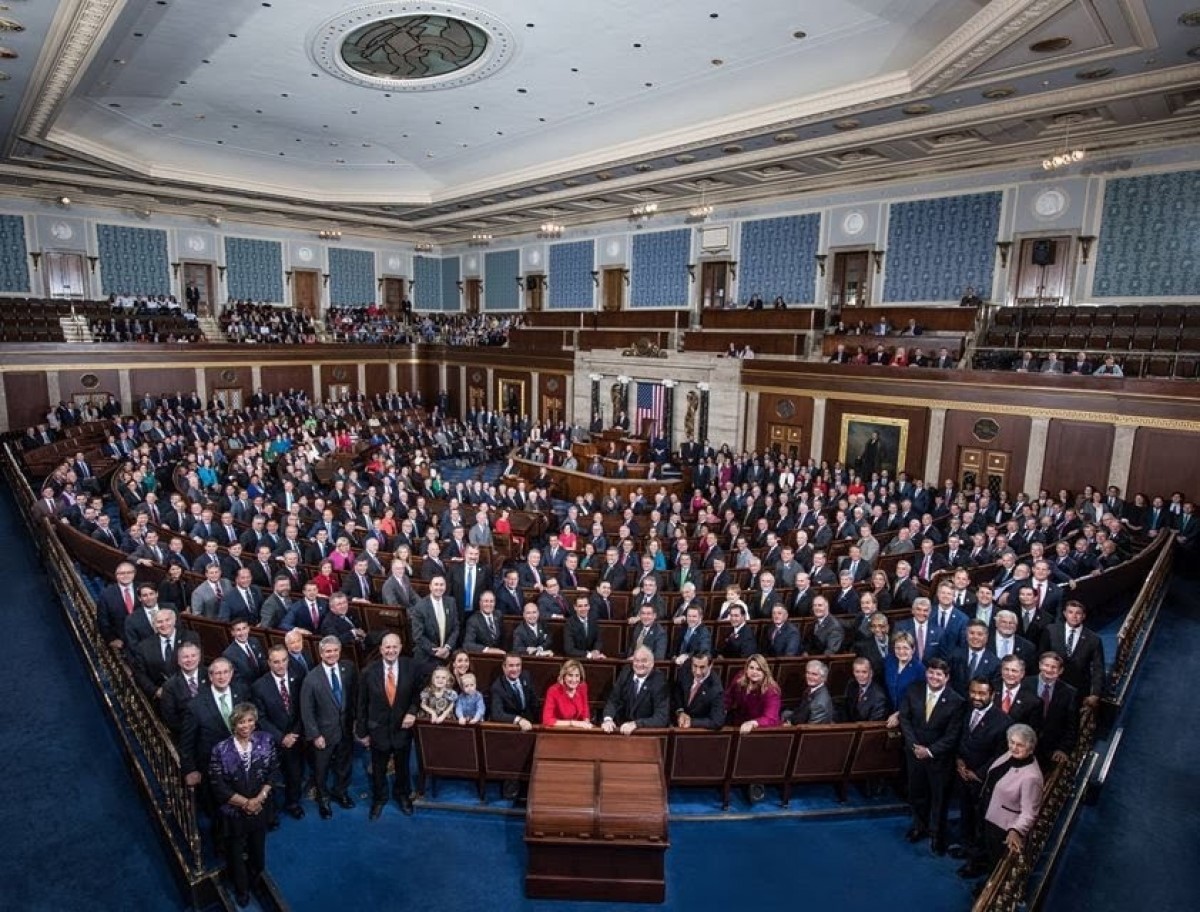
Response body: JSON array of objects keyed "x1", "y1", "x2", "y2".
[
  {"x1": 260, "y1": 365, "x2": 313, "y2": 397},
  {"x1": 939, "y1": 410, "x2": 1031, "y2": 494},
  {"x1": 1042, "y1": 420, "x2": 1114, "y2": 499},
  {"x1": 4, "y1": 372, "x2": 49, "y2": 431},
  {"x1": 1128, "y1": 427, "x2": 1199, "y2": 500},
  {"x1": 822, "y1": 400, "x2": 929, "y2": 480},
  {"x1": 130, "y1": 367, "x2": 197, "y2": 401}
]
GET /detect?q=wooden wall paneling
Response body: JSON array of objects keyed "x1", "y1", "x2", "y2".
[
  {"x1": 205, "y1": 366, "x2": 253, "y2": 396},
  {"x1": 260, "y1": 365, "x2": 314, "y2": 397},
  {"x1": 538, "y1": 373, "x2": 568, "y2": 425},
  {"x1": 364, "y1": 363, "x2": 390, "y2": 397},
  {"x1": 1041, "y1": 420, "x2": 1114, "y2": 499},
  {"x1": 1128, "y1": 428, "x2": 1199, "y2": 500},
  {"x1": 494, "y1": 368, "x2": 532, "y2": 417},
  {"x1": 320, "y1": 364, "x2": 358, "y2": 398},
  {"x1": 416, "y1": 362, "x2": 440, "y2": 405},
  {"x1": 130, "y1": 367, "x2": 198, "y2": 401},
  {"x1": 58, "y1": 369, "x2": 120, "y2": 405},
  {"x1": 445, "y1": 364, "x2": 463, "y2": 418},
  {"x1": 939, "y1": 411, "x2": 1031, "y2": 494},
  {"x1": 755, "y1": 393, "x2": 814, "y2": 454},
  {"x1": 3, "y1": 372, "x2": 50, "y2": 431},
  {"x1": 822, "y1": 399, "x2": 929, "y2": 480},
  {"x1": 464, "y1": 365, "x2": 487, "y2": 414}
]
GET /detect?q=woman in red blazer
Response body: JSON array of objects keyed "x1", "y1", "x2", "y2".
[{"x1": 542, "y1": 659, "x2": 592, "y2": 728}]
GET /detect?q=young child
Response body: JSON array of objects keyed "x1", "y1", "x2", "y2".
[
  {"x1": 454, "y1": 672, "x2": 486, "y2": 725},
  {"x1": 419, "y1": 666, "x2": 457, "y2": 724}
]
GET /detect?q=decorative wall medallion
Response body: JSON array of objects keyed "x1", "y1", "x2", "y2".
[
  {"x1": 1033, "y1": 188, "x2": 1067, "y2": 220},
  {"x1": 606, "y1": 240, "x2": 621, "y2": 258},
  {"x1": 332, "y1": 366, "x2": 348, "y2": 381},
  {"x1": 80, "y1": 373, "x2": 99, "y2": 389},
  {"x1": 842, "y1": 211, "x2": 866, "y2": 236},
  {"x1": 50, "y1": 221, "x2": 73, "y2": 241},
  {"x1": 546, "y1": 378, "x2": 560, "y2": 393},
  {"x1": 466, "y1": 255, "x2": 477, "y2": 271},
  {"x1": 310, "y1": 3, "x2": 515, "y2": 92},
  {"x1": 186, "y1": 234, "x2": 206, "y2": 252},
  {"x1": 972, "y1": 417, "x2": 1001, "y2": 442},
  {"x1": 528, "y1": 249, "x2": 542, "y2": 267},
  {"x1": 220, "y1": 369, "x2": 237, "y2": 383},
  {"x1": 387, "y1": 255, "x2": 402, "y2": 271},
  {"x1": 297, "y1": 246, "x2": 314, "y2": 262},
  {"x1": 774, "y1": 399, "x2": 796, "y2": 419}
]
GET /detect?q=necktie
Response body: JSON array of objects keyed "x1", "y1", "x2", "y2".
[
  {"x1": 970, "y1": 709, "x2": 983, "y2": 731},
  {"x1": 998, "y1": 636, "x2": 1011, "y2": 658},
  {"x1": 1067, "y1": 627, "x2": 1078, "y2": 656},
  {"x1": 242, "y1": 641, "x2": 257, "y2": 669},
  {"x1": 513, "y1": 679, "x2": 525, "y2": 709},
  {"x1": 309, "y1": 601, "x2": 320, "y2": 628},
  {"x1": 330, "y1": 667, "x2": 343, "y2": 708},
  {"x1": 1036, "y1": 583, "x2": 1045, "y2": 608},
  {"x1": 633, "y1": 677, "x2": 643, "y2": 700},
  {"x1": 859, "y1": 687, "x2": 868, "y2": 704},
  {"x1": 162, "y1": 636, "x2": 173, "y2": 664},
  {"x1": 213, "y1": 580, "x2": 222, "y2": 598},
  {"x1": 123, "y1": 587, "x2": 134, "y2": 614},
  {"x1": 1041, "y1": 683, "x2": 1052, "y2": 713},
  {"x1": 465, "y1": 565, "x2": 474, "y2": 610},
  {"x1": 916, "y1": 623, "x2": 926, "y2": 660},
  {"x1": 968, "y1": 651, "x2": 979, "y2": 677},
  {"x1": 385, "y1": 664, "x2": 396, "y2": 706},
  {"x1": 187, "y1": 675, "x2": 198, "y2": 697},
  {"x1": 433, "y1": 599, "x2": 446, "y2": 644},
  {"x1": 1002, "y1": 689, "x2": 1013, "y2": 713},
  {"x1": 940, "y1": 609, "x2": 950, "y2": 629},
  {"x1": 243, "y1": 589, "x2": 252, "y2": 613},
  {"x1": 637, "y1": 626, "x2": 648, "y2": 648},
  {"x1": 486, "y1": 614, "x2": 496, "y2": 637},
  {"x1": 688, "y1": 677, "x2": 702, "y2": 704},
  {"x1": 278, "y1": 677, "x2": 290, "y2": 711},
  {"x1": 925, "y1": 689, "x2": 939, "y2": 722},
  {"x1": 218, "y1": 691, "x2": 232, "y2": 730},
  {"x1": 921, "y1": 555, "x2": 931, "y2": 579}
]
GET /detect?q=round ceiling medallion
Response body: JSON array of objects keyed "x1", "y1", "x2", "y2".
[
  {"x1": 297, "y1": 246, "x2": 314, "y2": 262},
  {"x1": 80, "y1": 373, "x2": 99, "y2": 389},
  {"x1": 842, "y1": 211, "x2": 866, "y2": 236},
  {"x1": 972, "y1": 418, "x2": 1000, "y2": 443},
  {"x1": 310, "y1": 4, "x2": 515, "y2": 92},
  {"x1": 1033, "y1": 188, "x2": 1068, "y2": 220},
  {"x1": 50, "y1": 221, "x2": 74, "y2": 241},
  {"x1": 186, "y1": 234, "x2": 207, "y2": 252}
]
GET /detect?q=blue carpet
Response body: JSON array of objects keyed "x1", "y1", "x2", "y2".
[
  {"x1": 1041, "y1": 575, "x2": 1200, "y2": 912},
  {"x1": 0, "y1": 488, "x2": 183, "y2": 911}
]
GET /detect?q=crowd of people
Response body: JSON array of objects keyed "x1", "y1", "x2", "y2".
[
  {"x1": 219, "y1": 301, "x2": 318, "y2": 344},
  {"x1": 24, "y1": 387, "x2": 1194, "y2": 903},
  {"x1": 89, "y1": 314, "x2": 203, "y2": 344}
]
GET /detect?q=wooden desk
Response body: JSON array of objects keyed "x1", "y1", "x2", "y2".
[
  {"x1": 526, "y1": 733, "x2": 668, "y2": 903},
  {"x1": 511, "y1": 456, "x2": 683, "y2": 502}
]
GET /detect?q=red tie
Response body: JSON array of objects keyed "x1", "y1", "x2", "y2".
[
  {"x1": 1002, "y1": 690, "x2": 1013, "y2": 714},
  {"x1": 309, "y1": 602, "x2": 320, "y2": 628},
  {"x1": 123, "y1": 587, "x2": 134, "y2": 614},
  {"x1": 921, "y1": 555, "x2": 932, "y2": 579},
  {"x1": 278, "y1": 677, "x2": 290, "y2": 711}
]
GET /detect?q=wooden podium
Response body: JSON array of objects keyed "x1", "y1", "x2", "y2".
[{"x1": 525, "y1": 733, "x2": 669, "y2": 903}]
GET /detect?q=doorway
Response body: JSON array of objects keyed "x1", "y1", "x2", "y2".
[
  {"x1": 830, "y1": 250, "x2": 872, "y2": 309},
  {"x1": 767, "y1": 424, "x2": 803, "y2": 460},
  {"x1": 524, "y1": 275, "x2": 545, "y2": 312},
  {"x1": 213, "y1": 387, "x2": 243, "y2": 410},
  {"x1": 293, "y1": 270, "x2": 319, "y2": 318},
  {"x1": 327, "y1": 383, "x2": 352, "y2": 402},
  {"x1": 1012, "y1": 235, "x2": 1072, "y2": 307},
  {"x1": 44, "y1": 252, "x2": 88, "y2": 299},
  {"x1": 465, "y1": 278, "x2": 482, "y2": 314},
  {"x1": 182, "y1": 262, "x2": 215, "y2": 316},
  {"x1": 382, "y1": 277, "x2": 404, "y2": 316},
  {"x1": 958, "y1": 447, "x2": 1010, "y2": 500},
  {"x1": 699, "y1": 261, "x2": 730, "y2": 310},
  {"x1": 602, "y1": 268, "x2": 625, "y2": 312}
]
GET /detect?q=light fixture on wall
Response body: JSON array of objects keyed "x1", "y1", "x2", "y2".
[
  {"x1": 815, "y1": 254, "x2": 828, "y2": 277},
  {"x1": 318, "y1": 228, "x2": 343, "y2": 240},
  {"x1": 207, "y1": 214, "x2": 223, "y2": 227},
  {"x1": 538, "y1": 222, "x2": 563, "y2": 238},
  {"x1": 590, "y1": 269, "x2": 599, "y2": 287},
  {"x1": 414, "y1": 242, "x2": 434, "y2": 253},
  {"x1": 995, "y1": 241, "x2": 1013, "y2": 269},
  {"x1": 469, "y1": 233, "x2": 492, "y2": 246},
  {"x1": 872, "y1": 250, "x2": 886, "y2": 274},
  {"x1": 56, "y1": 195, "x2": 71, "y2": 207},
  {"x1": 1042, "y1": 114, "x2": 1086, "y2": 170},
  {"x1": 1077, "y1": 235, "x2": 1097, "y2": 265}
]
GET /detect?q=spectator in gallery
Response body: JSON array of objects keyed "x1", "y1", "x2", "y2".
[{"x1": 1093, "y1": 354, "x2": 1124, "y2": 377}]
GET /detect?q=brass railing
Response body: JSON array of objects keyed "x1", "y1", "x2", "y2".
[
  {"x1": 0, "y1": 444, "x2": 219, "y2": 898},
  {"x1": 972, "y1": 527, "x2": 1175, "y2": 912}
]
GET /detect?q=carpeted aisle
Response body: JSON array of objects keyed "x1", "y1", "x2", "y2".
[
  {"x1": 1040, "y1": 574, "x2": 1200, "y2": 912},
  {"x1": 0, "y1": 488, "x2": 182, "y2": 911}
]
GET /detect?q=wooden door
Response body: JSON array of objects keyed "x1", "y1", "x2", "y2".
[
  {"x1": 213, "y1": 387, "x2": 243, "y2": 410},
  {"x1": 602, "y1": 268, "x2": 625, "y2": 312},
  {"x1": 294, "y1": 270, "x2": 319, "y2": 318},
  {"x1": 182, "y1": 262, "x2": 214, "y2": 316},
  {"x1": 44, "y1": 252, "x2": 87, "y2": 299},
  {"x1": 830, "y1": 250, "x2": 871, "y2": 309},
  {"x1": 1013, "y1": 236, "x2": 1071, "y2": 307},
  {"x1": 524, "y1": 275, "x2": 545, "y2": 311},
  {"x1": 767, "y1": 424, "x2": 803, "y2": 459},
  {"x1": 958, "y1": 447, "x2": 1010, "y2": 499},
  {"x1": 382, "y1": 277, "x2": 403, "y2": 315},
  {"x1": 465, "y1": 278, "x2": 482, "y2": 314},
  {"x1": 700, "y1": 261, "x2": 729, "y2": 309},
  {"x1": 327, "y1": 383, "x2": 351, "y2": 402}
]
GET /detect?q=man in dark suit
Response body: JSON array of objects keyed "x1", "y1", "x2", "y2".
[
  {"x1": 449, "y1": 545, "x2": 493, "y2": 617},
  {"x1": 842, "y1": 657, "x2": 890, "y2": 722},
  {"x1": 1014, "y1": 586, "x2": 1050, "y2": 645},
  {"x1": 1021, "y1": 652, "x2": 1079, "y2": 767},
  {"x1": 947, "y1": 620, "x2": 1002, "y2": 697},
  {"x1": 719, "y1": 604, "x2": 757, "y2": 659},
  {"x1": 990, "y1": 610, "x2": 1037, "y2": 668},
  {"x1": 222, "y1": 619, "x2": 268, "y2": 685},
  {"x1": 952, "y1": 677, "x2": 1010, "y2": 870},
  {"x1": 125, "y1": 583, "x2": 167, "y2": 653},
  {"x1": 98, "y1": 562, "x2": 140, "y2": 649},
  {"x1": 899, "y1": 657, "x2": 965, "y2": 854},
  {"x1": 672, "y1": 652, "x2": 726, "y2": 729},
  {"x1": 408, "y1": 575, "x2": 461, "y2": 672},
  {"x1": 131, "y1": 609, "x2": 199, "y2": 699},
  {"x1": 494, "y1": 569, "x2": 525, "y2": 617},
  {"x1": 512, "y1": 602, "x2": 555, "y2": 656},
  {"x1": 892, "y1": 561, "x2": 920, "y2": 611},
  {"x1": 462, "y1": 591, "x2": 507, "y2": 655},
  {"x1": 158, "y1": 642, "x2": 207, "y2": 742},
  {"x1": 672, "y1": 605, "x2": 712, "y2": 663},
  {"x1": 762, "y1": 604, "x2": 801, "y2": 657},
  {"x1": 789, "y1": 660, "x2": 835, "y2": 724},
  {"x1": 563, "y1": 594, "x2": 606, "y2": 660},
  {"x1": 354, "y1": 632, "x2": 421, "y2": 818},
  {"x1": 180, "y1": 658, "x2": 247, "y2": 799},
  {"x1": 747, "y1": 571, "x2": 785, "y2": 620},
  {"x1": 218, "y1": 568, "x2": 263, "y2": 624},
  {"x1": 252, "y1": 645, "x2": 307, "y2": 819},
  {"x1": 318, "y1": 592, "x2": 367, "y2": 648},
  {"x1": 489, "y1": 654, "x2": 540, "y2": 731},
  {"x1": 602, "y1": 646, "x2": 670, "y2": 733},
  {"x1": 300, "y1": 636, "x2": 358, "y2": 818},
  {"x1": 805, "y1": 596, "x2": 845, "y2": 656},
  {"x1": 627, "y1": 603, "x2": 668, "y2": 660},
  {"x1": 790, "y1": 573, "x2": 816, "y2": 617},
  {"x1": 340, "y1": 557, "x2": 376, "y2": 604},
  {"x1": 279, "y1": 582, "x2": 329, "y2": 634},
  {"x1": 1039, "y1": 600, "x2": 1105, "y2": 702},
  {"x1": 931, "y1": 581, "x2": 971, "y2": 658}
]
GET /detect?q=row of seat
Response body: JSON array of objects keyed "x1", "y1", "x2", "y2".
[
  {"x1": 984, "y1": 325, "x2": 1200, "y2": 354},
  {"x1": 994, "y1": 304, "x2": 1200, "y2": 331}
]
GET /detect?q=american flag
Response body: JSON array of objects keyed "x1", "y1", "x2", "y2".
[{"x1": 635, "y1": 381, "x2": 665, "y2": 437}]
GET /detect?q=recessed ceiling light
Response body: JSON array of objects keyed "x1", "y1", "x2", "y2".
[
  {"x1": 171, "y1": 101, "x2": 182, "y2": 106},
  {"x1": 228, "y1": 33, "x2": 237, "y2": 39},
  {"x1": 152, "y1": 123, "x2": 162, "y2": 128},
  {"x1": 216, "y1": 140, "x2": 223, "y2": 144},
  {"x1": 774, "y1": 132, "x2": 797, "y2": 143},
  {"x1": 113, "y1": 58, "x2": 125, "y2": 64},
  {"x1": 108, "y1": 102, "x2": 121, "y2": 108},
  {"x1": 538, "y1": 117, "x2": 546, "y2": 122},
  {"x1": 675, "y1": 154, "x2": 695, "y2": 163},
  {"x1": 133, "y1": 32, "x2": 143, "y2": 38},
  {"x1": 526, "y1": 22, "x2": 535, "y2": 27},
  {"x1": 179, "y1": 80, "x2": 187, "y2": 85},
  {"x1": 570, "y1": 67, "x2": 578, "y2": 73},
  {"x1": 281, "y1": 93, "x2": 289, "y2": 97},
  {"x1": 517, "y1": 87, "x2": 527, "y2": 93},
  {"x1": 710, "y1": 12, "x2": 719, "y2": 18},
  {"x1": 201, "y1": 59, "x2": 210, "y2": 64},
  {"x1": 711, "y1": 59, "x2": 723, "y2": 65},
  {"x1": 633, "y1": 43, "x2": 642, "y2": 48},
  {"x1": 982, "y1": 87, "x2": 1015, "y2": 99},
  {"x1": 644, "y1": 82, "x2": 653, "y2": 87},
  {"x1": 1076, "y1": 67, "x2": 1114, "y2": 80},
  {"x1": 833, "y1": 119, "x2": 860, "y2": 130},
  {"x1": 903, "y1": 103, "x2": 933, "y2": 116},
  {"x1": 793, "y1": 30, "x2": 807, "y2": 39},
  {"x1": 1030, "y1": 37, "x2": 1071, "y2": 53},
  {"x1": 723, "y1": 144, "x2": 743, "y2": 154}
]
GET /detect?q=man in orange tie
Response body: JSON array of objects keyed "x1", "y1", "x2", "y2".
[{"x1": 355, "y1": 633, "x2": 419, "y2": 819}]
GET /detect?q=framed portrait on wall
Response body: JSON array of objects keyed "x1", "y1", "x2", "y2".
[{"x1": 839, "y1": 414, "x2": 909, "y2": 478}]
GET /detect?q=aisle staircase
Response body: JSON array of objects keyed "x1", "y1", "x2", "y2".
[
  {"x1": 196, "y1": 315, "x2": 225, "y2": 342},
  {"x1": 59, "y1": 314, "x2": 93, "y2": 343}
]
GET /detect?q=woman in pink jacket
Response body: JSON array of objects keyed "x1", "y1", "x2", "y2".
[{"x1": 980, "y1": 723, "x2": 1044, "y2": 868}]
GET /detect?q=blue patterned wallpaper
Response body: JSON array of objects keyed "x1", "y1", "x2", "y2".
[
  {"x1": 329, "y1": 247, "x2": 375, "y2": 306},
  {"x1": 484, "y1": 249, "x2": 520, "y2": 310},
  {"x1": 414, "y1": 256, "x2": 440, "y2": 310},
  {"x1": 883, "y1": 191, "x2": 1001, "y2": 302},
  {"x1": 548, "y1": 240, "x2": 594, "y2": 309},
  {"x1": 1092, "y1": 170, "x2": 1200, "y2": 298},
  {"x1": 0, "y1": 214, "x2": 30, "y2": 293},
  {"x1": 739, "y1": 213, "x2": 820, "y2": 304},
  {"x1": 440, "y1": 256, "x2": 461, "y2": 312},
  {"x1": 224, "y1": 237, "x2": 283, "y2": 302},
  {"x1": 97, "y1": 224, "x2": 171, "y2": 297},
  {"x1": 631, "y1": 229, "x2": 689, "y2": 308}
]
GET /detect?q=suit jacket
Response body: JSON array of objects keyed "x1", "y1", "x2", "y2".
[
  {"x1": 957, "y1": 705, "x2": 1011, "y2": 777},
  {"x1": 300, "y1": 660, "x2": 358, "y2": 745},
  {"x1": 1018, "y1": 676, "x2": 1079, "y2": 762},
  {"x1": 380, "y1": 573, "x2": 417, "y2": 609},
  {"x1": 672, "y1": 669, "x2": 726, "y2": 729},
  {"x1": 462, "y1": 611, "x2": 506, "y2": 653},
  {"x1": 931, "y1": 606, "x2": 971, "y2": 654},
  {"x1": 353, "y1": 658, "x2": 420, "y2": 750},
  {"x1": 190, "y1": 580, "x2": 230, "y2": 619},
  {"x1": 603, "y1": 667, "x2": 670, "y2": 728},
  {"x1": 719, "y1": 624, "x2": 757, "y2": 659},
  {"x1": 946, "y1": 647, "x2": 1002, "y2": 697},
  {"x1": 159, "y1": 668, "x2": 208, "y2": 739},
  {"x1": 562, "y1": 614, "x2": 602, "y2": 657},
  {"x1": 841, "y1": 679, "x2": 891, "y2": 722},
  {"x1": 489, "y1": 671, "x2": 540, "y2": 724},
  {"x1": 792, "y1": 685, "x2": 835, "y2": 725},
  {"x1": 180, "y1": 683, "x2": 248, "y2": 775},
  {"x1": 251, "y1": 668, "x2": 305, "y2": 745},
  {"x1": 132, "y1": 630, "x2": 200, "y2": 696},
  {"x1": 898, "y1": 682, "x2": 965, "y2": 762},
  {"x1": 806, "y1": 615, "x2": 845, "y2": 656},
  {"x1": 989, "y1": 632, "x2": 1036, "y2": 668},
  {"x1": 450, "y1": 562, "x2": 494, "y2": 615},
  {"x1": 892, "y1": 577, "x2": 920, "y2": 610},
  {"x1": 123, "y1": 608, "x2": 160, "y2": 653},
  {"x1": 512, "y1": 622, "x2": 553, "y2": 655},
  {"x1": 894, "y1": 619, "x2": 946, "y2": 663},
  {"x1": 983, "y1": 753, "x2": 1044, "y2": 836},
  {"x1": 319, "y1": 610, "x2": 364, "y2": 648},
  {"x1": 1040, "y1": 623, "x2": 1105, "y2": 698},
  {"x1": 97, "y1": 583, "x2": 137, "y2": 643},
  {"x1": 495, "y1": 586, "x2": 525, "y2": 617},
  {"x1": 340, "y1": 572, "x2": 376, "y2": 603},
  {"x1": 222, "y1": 638, "x2": 268, "y2": 685},
  {"x1": 790, "y1": 587, "x2": 816, "y2": 617},
  {"x1": 409, "y1": 595, "x2": 461, "y2": 663},
  {"x1": 627, "y1": 623, "x2": 668, "y2": 660},
  {"x1": 258, "y1": 593, "x2": 291, "y2": 631},
  {"x1": 762, "y1": 622, "x2": 801, "y2": 657},
  {"x1": 218, "y1": 587, "x2": 263, "y2": 624},
  {"x1": 673, "y1": 623, "x2": 712, "y2": 659},
  {"x1": 747, "y1": 588, "x2": 785, "y2": 620}
]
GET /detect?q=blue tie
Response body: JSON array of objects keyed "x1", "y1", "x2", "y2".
[{"x1": 330, "y1": 667, "x2": 343, "y2": 708}]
